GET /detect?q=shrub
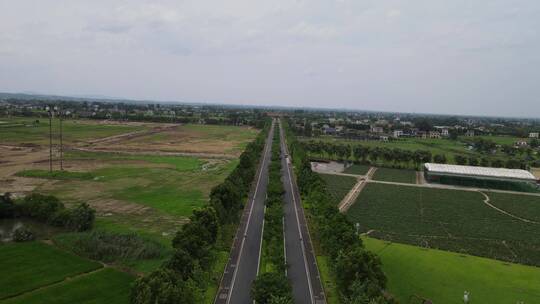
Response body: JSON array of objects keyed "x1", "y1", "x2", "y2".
[
  {"x1": 0, "y1": 193, "x2": 15, "y2": 218},
  {"x1": 251, "y1": 272, "x2": 293, "y2": 304},
  {"x1": 130, "y1": 268, "x2": 197, "y2": 304},
  {"x1": 67, "y1": 203, "x2": 95, "y2": 231},
  {"x1": 19, "y1": 193, "x2": 63, "y2": 221},
  {"x1": 13, "y1": 227, "x2": 35, "y2": 242},
  {"x1": 59, "y1": 231, "x2": 164, "y2": 263}
]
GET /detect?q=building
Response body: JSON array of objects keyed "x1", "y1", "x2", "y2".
[
  {"x1": 424, "y1": 163, "x2": 538, "y2": 185},
  {"x1": 429, "y1": 131, "x2": 441, "y2": 139},
  {"x1": 393, "y1": 130, "x2": 404, "y2": 138},
  {"x1": 515, "y1": 140, "x2": 528, "y2": 147},
  {"x1": 465, "y1": 130, "x2": 475, "y2": 137},
  {"x1": 322, "y1": 126, "x2": 337, "y2": 135},
  {"x1": 441, "y1": 128, "x2": 449, "y2": 136},
  {"x1": 371, "y1": 126, "x2": 384, "y2": 133},
  {"x1": 530, "y1": 132, "x2": 539, "y2": 139}
]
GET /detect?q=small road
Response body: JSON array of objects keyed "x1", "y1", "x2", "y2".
[
  {"x1": 279, "y1": 119, "x2": 326, "y2": 304},
  {"x1": 214, "y1": 121, "x2": 275, "y2": 304}
]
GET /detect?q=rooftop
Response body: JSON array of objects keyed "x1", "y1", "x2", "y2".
[{"x1": 424, "y1": 163, "x2": 537, "y2": 181}]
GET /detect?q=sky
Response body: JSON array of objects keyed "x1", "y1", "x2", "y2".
[{"x1": 1, "y1": 0, "x2": 540, "y2": 117}]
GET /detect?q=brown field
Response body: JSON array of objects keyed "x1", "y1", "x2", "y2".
[{"x1": 0, "y1": 119, "x2": 257, "y2": 242}]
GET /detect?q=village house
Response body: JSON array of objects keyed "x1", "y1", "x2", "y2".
[{"x1": 393, "y1": 130, "x2": 404, "y2": 138}]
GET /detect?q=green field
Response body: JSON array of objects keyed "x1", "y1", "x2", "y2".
[
  {"x1": 488, "y1": 192, "x2": 540, "y2": 223},
  {"x1": 372, "y1": 167, "x2": 417, "y2": 184},
  {"x1": 0, "y1": 242, "x2": 102, "y2": 300},
  {"x1": 2, "y1": 268, "x2": 134, "y2": 304},
  {"x1": 364, "y1": 237, "x2": 540, "y2": 304},
  {"x1": 347, "y1": 183, "x2": 540, "y2": 266},
  {"x1": 343, "y1": 164, "x2": 370, "y2": 175},
  {"x1": 0, "y1": 117, "x2": 144, "y2": 145},
  {"x1": 318, "y1": 173, "x2": 357, "y2": 205}
]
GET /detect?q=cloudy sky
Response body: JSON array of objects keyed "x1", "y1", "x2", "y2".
[{"x1": 1, "y1": 0, "x2": 539, "y2": 117}]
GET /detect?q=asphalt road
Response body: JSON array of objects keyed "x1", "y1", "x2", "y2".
[
  {"x1": 279, "y1": 120, "x2": 327, "y2": 304},
  {"x1": 214, "y1": 120, "x2": 275, "y2": 304}
]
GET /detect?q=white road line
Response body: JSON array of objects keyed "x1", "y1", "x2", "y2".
[
  {"x1": 280, "y1": 120, "x2": 315, "y2": 304},
  {"x1": 283, "y1": 216, "x2": 287, "y2": 276},
  {"x1": 226, "y1": 123, "x2": 273, "y2": 304},
  {"x1": 256, "y1": 205, "x2": 267, "y2": 275}
]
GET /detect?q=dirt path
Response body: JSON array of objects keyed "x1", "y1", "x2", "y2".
[
  {"x1": 338, "y1": 178, "x2": 365, "y2": 212},
  {"x1": 85, "y1": 124, "x2": 179, "y2": 145},
  {"x1": 338, "y1": 167, "x2": 377, "y2": 213},
  {"x1": 72, "y1": 147, "x2": 236, "y2": 160},
  {"x1": 478, "y1": 191, "x2": 539, "y2": 224}
]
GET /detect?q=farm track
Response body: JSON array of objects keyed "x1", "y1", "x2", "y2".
[
  {"x1": 338, "y1": 167, "x2": 377, "y2": 213},
  {"x1": 71, "y1": 147, "x2": 236, "y2": 159},
  {"x1": 478, "y1": 191, "x2": 540, "y2": 224},
  {"x1": 85, "y1": 125, "x2": 179, "y2": 145}
]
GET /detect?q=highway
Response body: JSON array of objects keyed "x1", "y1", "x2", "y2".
[
  {"x1": 279, "y1": 119, "x2": 327, "y2": 304},
  {"x1": 214, "y1": 120, "x2": 275, "y2": 304}
]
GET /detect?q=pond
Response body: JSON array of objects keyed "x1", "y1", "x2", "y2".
[{"x1": 0, "y1": 218, "x2": 64, "y2": 242}]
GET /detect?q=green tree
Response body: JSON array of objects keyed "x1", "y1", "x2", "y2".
[
  {"x1": 130, "y1": 268, "x2": 197, "y2": 304},
  {"x1": 454, "y1": 155, "x2": 467, "y2": 165},
  {"x1": 68, "y1": 203, "x2": 95, "y2": 231},
  {"x1": 251, "y1": 272, "x2": 293, "y2": 304}
]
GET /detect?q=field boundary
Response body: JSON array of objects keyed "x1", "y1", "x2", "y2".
[{"x1": 1, "y1": 266, "x2": 105, "y2": 301}]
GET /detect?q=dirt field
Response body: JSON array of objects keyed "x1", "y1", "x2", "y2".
[{"x1": 0, "y1": 119, "x2": 257, "y2": 241}]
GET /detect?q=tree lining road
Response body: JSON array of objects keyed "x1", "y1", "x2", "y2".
[
  {"x1": 279, "y1": 119, "x2": 326, "y2": 304},
  {"x1": 214, "y1": 121, "x2": 275, "y2": 304}
]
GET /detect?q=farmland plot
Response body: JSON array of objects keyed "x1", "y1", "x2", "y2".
[
  {"x1": 347, "y1": 183, "x2": 540, "y2": 266},
  {"x1": 318, "y1": 173, "x2": 357, "y2": 205}
]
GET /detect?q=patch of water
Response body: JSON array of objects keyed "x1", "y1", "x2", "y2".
[{"x1": 0, "y1": 218, "x2": 63, "y2": 242}]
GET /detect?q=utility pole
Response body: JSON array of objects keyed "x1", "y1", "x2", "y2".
[
  {"x1": 59, "y1": 107, "x2": 64, "y2": 170},
  {"x1": 47, "y1": 106, "x2": 53, "y2": 173}
]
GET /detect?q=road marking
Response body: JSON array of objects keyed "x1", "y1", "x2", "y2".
[
  {"x1": 279, "y1": 120, "x2": 315, "y2": 304},
  {"x1": 256, "y1": 205, "x2": 267, "y2": 275},
  {"x1": 225, "y1": 122, "x2": 274, "y2": 304},
  {"x1": 283, "y1": 216, "x2": 287, "y2": 276}
]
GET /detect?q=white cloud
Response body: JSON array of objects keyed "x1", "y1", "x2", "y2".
[{"x1": 0, "y1": 0, "x2": 540, "y2": 116}]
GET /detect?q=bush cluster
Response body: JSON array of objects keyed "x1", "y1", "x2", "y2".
[
  {"x1": 13, "y1": 227, "x2": 35, "y2": 242},
  {"x1": 284, "y1": 120, "x2": 397, "y2": 304},
  {"x1": 251, "y1": 123, "x2": 292, "y2": 304},
  {"x1": 17, "y1": 193, "x2": 95, "y2": 232},
  {"x1": 131, "y1": 120, "x2": 272, "y2": 304},
  {"x1": 59, "y1": 231, "x2": 164, "y2": 263},
  {"x1": 1, "y1": 193, "x2": 95, "y2": 232}
]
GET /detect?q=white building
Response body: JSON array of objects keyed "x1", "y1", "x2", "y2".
[
  {"x1": 371, "y1": 126, "x2": 384, "y2": 133},
  {"x1": 530, "y1": 132, "x2": 539, "y2": 139},
  {"x1": 424, "y1": 163, "x2": 537, "y2": 183},
  {"x1": 393, "y1": 130, "x2": 404, "y2": 138}
]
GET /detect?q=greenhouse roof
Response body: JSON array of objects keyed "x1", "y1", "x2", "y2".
[{"x1": 424, "y1": 163, "x2": 537, "y2": 181}]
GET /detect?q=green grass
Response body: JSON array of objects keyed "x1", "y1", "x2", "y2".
[
  {"x1": 364, "y1": 237, "x2": 540, "y2": 304},
  {"x1": 347, "y1": 183, "x2": 540, "y2": 266},
  {"x1": 316, "y1": 256, "x2": 339, "y2": 304},
  {"x1": 0, "y1": 117, "x2": 144, "y2": 145},
  {"x1": 343, "y1": 164, "x2": 370, "y2": 175},
  {"x1": 488, "y1": 192, "x2": 540, "y2": 223},
  {"x1": 65, "y1": 151, "x2": 203, "y2": 171},
  {"x1": 372, "y1": 167, "x2": 417, "y2": 184},
  {"x1": 2, "y1": 268, "x2": 135, "y2": 304},
  {"x1": 318, "y1": 173, "x2": 357, "y2": 205},
  {"x1": 16, "y1": 169, "x2": 95, "y2": 180},
  {"x1": 0, "y1": 242, "x2": 102, "y2": 299},
  {"x1": 203, "y1": 251, "x2": 230, "y2": 304}
]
